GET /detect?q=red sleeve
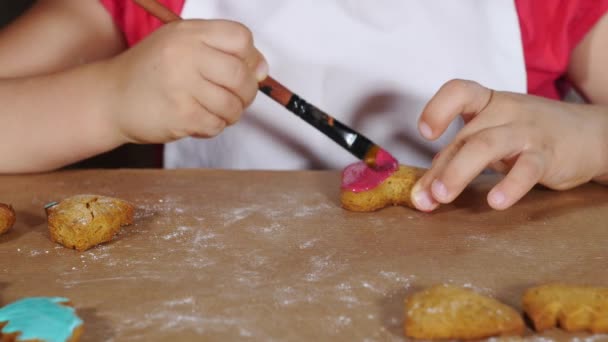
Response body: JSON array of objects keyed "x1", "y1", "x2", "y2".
[
  {"x1": 515, "y1": 0, "x2": 608, "y2": 99},
  {"x1": 99, "y1": 0, "x2": 186, "y2": 46}
]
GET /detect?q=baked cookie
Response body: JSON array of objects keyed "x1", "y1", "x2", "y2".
[
  {"x1": 0, "y1": 203, "x2": 16, "y2": 235},
  {"x1": 341, "y1": 163, "x2": 425, "y2": 212},
  {"x1": 0, "y1": 297, "x2": 83, "y2": 342},
  {"x1": 404, "y1": 285, "x2": 524, "y2": 340},
  {"x1": 46, "y1": 194, "x2": 134, "y2": 251},
  {"x1": 523, "y1": 284, "x2": 608, "y2": 333}
]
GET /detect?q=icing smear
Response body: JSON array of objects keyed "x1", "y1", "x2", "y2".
[
  {"x1": 341, "y1": 149, "x2": 398, "y2": 192},
  {"x1": 0, "y1": 297, "x2": 82, "y2": 342}
]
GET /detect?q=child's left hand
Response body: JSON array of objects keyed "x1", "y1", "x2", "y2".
[{"x1": 411, "y1": 79, "x2": 608, "y2": 211}]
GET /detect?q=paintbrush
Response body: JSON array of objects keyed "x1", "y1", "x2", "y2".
[{"x1": 133, "y1": 0, "x2": 397, "y2": 170}]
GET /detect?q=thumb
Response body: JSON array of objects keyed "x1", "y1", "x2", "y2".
[{"x1": 418, "y1": 79, "x2": 493, "y2": 141}]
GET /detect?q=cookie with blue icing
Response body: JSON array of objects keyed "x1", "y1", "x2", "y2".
[{"x1": 0, "y1": 297, "x2": 83, "y2": 342}]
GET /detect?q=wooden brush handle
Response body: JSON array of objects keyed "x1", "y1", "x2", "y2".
[{"x1": 133, "y1": 0, "x2": 181, "y2": 22}]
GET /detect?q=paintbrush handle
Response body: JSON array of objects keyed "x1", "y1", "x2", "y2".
[
  {"x1": 258, "y1": 78, "x2": 378, "y2": 162},
  {"x1": 132, "y1": 0, "x2": 385, "y2": 166},
  {"x1": 134, "y1": 0, "x2": 181, "y2": 22}
]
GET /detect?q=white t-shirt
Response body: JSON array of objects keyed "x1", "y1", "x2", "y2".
[{"x1": 165, "y1": 0, "x2": 526, "y2": 170}]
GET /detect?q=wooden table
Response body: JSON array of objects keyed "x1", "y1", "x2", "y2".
[{"x1": 0, "y1": 169, "x2": 607, "y2": 341}]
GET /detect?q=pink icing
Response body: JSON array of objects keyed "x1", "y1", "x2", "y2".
[
  {"x1": 341, "y1": 149, "x2": 398, "y2": 192},
  {"x1": 374, "y1": 148, "x2": 399, "y2": 171}
]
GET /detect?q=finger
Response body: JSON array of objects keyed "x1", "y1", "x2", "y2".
[
  {"x1": 430, "y1": 125, "x2": 524, "y2": 204},
  {"x1": 411, "y1": 119, "x2": 511, "y2": 211},
  {"x1": 410, "y1": 181, "x2": 440, "y2": 212},
  {"x1": 411, "y1": 146, "x2": 461, "y2": 211},
  {"x1": 487, "y1": 151, "x2": 545, "y2": 210},
  {"x1": 195, "y1": 44, "x2": 258, "y2": 107},
  {"x1": 244, "y1": 48, "x2": 268, "y2": 80},
  {"x1": 193, "y1": 78, "x2": 244, "y2": 125},
  {"x1": 488, "y1": 158, "x2": 514, "y2": 174},
  {"x1": 418, "y1": 79, "x2": 493, "y2": 141},
  {"x1": 416, "y1": 136, "x2": 464, "y2": 187},
  {"x1": 195, "y1": 20, "x2": 257, "y2": 60},
  {"x1": 196, "y1": 20, "x2": 268, "y2": 80},
  {"x1": 186, "y1": 99, "x2": 227, "y2": 138}
]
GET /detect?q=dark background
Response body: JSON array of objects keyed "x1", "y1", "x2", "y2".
[
  {"x1": 1, "y1": 0, "x2": 158, "y2": 169},
  {"x1": 0, "y1": 1, "x2": 33, "y2": 27}
]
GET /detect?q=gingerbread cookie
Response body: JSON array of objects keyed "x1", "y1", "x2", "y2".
[
  {"x1": 45, "y1": 194, "x2": 134, "y2": 251},
  {"x1": 523, "y1": 284, "x2": 608, "y2": 333},
  {"x1": 0, "y1": 297, "x2": 83, "y2": 342},
  {"x1": 341, "y1": 163, "x2": 424, "y2": 212},
  {"x1": 0, "y1": 203, "x2": 16, "y2": 235},
  {"x1": 404, "y1": 285, "x2": 524, "y2": 340}
]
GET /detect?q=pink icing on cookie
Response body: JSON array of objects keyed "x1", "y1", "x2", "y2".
[
  {"x1": 341, "y1": 149, "x2": 398, "y2": 192},
  {"x1": 374, "y1": 148, "x2": 399, "y2": 171}
]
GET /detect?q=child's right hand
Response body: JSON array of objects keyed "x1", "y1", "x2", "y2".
[{"x1": 105, "y1": 19, "x2": 268, "y2": 144}]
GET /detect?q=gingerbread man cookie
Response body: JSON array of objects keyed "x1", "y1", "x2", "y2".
[
  {"x1": 523, "y1": 284, "x2": 608, "y2": 333},
  {"x1": 341, "y1": 162, "x2": 425, "y2": 212}
]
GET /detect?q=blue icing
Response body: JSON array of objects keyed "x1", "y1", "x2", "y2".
[{"x1": 0, "y1": 297, "x2": 82, "y2": 342}]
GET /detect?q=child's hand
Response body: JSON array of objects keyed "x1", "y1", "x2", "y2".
[
  {"x1": 411, "y1": 79, "x2": 608, "y2": 211},
  {"x1": 106, "y1": 19, "x2": 268, "y2": 144}
]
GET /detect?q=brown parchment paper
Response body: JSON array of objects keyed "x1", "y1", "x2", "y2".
[{"x1": 0, "y1": 169, "x2": 607, "y2": 341}]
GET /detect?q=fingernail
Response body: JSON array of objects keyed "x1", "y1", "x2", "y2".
[
  {"x1": 431, "y1": 179, "x2": 448, "y2": 201},
  {"x1": 489, "y1": 190, "x2": 506, "y2": 207},
  {"x1": 256, "y1": 60, "x2": 269, "y2": 82},
  {"x1": 412, "y1": 188, "x2": 437, "y2": 212},
  {"x1": 419, "y1": 121, "x2": 433, "y2": 140}
]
